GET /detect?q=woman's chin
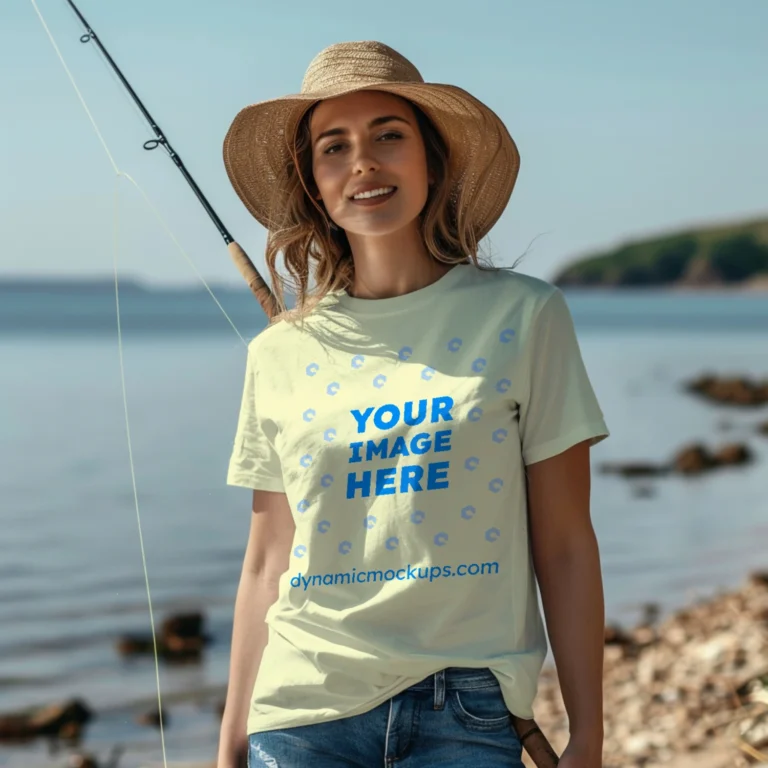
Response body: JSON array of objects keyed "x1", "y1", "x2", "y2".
[{"x1": 341, "y1": 215, "x2": 422, "y2": 239}]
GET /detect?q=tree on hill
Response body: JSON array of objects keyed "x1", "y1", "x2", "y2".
[{"x1": 710, "y1": 234, "x2": 768, "y2": 283}]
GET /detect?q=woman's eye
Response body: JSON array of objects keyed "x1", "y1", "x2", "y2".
[{"x1": 323, "y1": 132, "x2": 402, "y2": 155}]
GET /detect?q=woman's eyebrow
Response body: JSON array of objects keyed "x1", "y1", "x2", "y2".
[{"x1": 314, "y1": 115, "x2": 411, "y2": 145}]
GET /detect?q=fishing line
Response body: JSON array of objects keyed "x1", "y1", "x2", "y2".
[{"x1": 28, "y1": 1, "x2": 253, "y2": 764}]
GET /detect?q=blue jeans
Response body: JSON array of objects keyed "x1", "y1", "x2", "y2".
[{"x1": 247, "y1": 666, "x2": 524, "y2": 767}]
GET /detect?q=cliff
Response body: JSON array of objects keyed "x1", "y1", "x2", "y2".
[{"x1": 553, "y1": 215, "x2": 768, "y2": 289}]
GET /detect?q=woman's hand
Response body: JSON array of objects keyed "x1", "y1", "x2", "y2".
[
  {"x1": 556, "y1": 737, "x2": 603, "y2": 768},
  {"x1": 216, "y1": 736, "x2": 248, "y2": 768}
]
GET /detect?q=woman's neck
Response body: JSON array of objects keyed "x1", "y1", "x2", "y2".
[{"x1": 345, "y1": 224, "x2": 452, "y2": 300}]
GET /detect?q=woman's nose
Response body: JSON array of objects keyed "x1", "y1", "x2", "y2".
[{"x1": 351, "y1": 144, "x2": 380, "y2": 174}]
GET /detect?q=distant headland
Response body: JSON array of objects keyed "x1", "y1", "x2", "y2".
[
  {"x1": 4, "y1": 212, "x2": 768, "y2": 294},
  {"x1": 0, "y1": 277, "x2": 249, "y2": 295},
  {"x1": 553, "y1": 214, "x2": 768, "y2": 290}
]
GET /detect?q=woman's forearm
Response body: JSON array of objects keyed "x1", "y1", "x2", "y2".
[
  {"x1": 217, "y1": 569, "x2": 280, "y2": 765},
  {"x1": 534, "y1": 529, "x2": 605, "y2": 750}
]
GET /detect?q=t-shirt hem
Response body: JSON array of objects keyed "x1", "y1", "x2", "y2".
[
  {"x1": 246, "y1": 693, "x2": 535, "y2": 736},
  {"x1": 523, "y1": 421, "x2": 610, "y2": 466},
  {"x1": 245, "y1": 664, "x2": 539, "y2": 735},
  {"x1": 246, "y1": 674, "x2": 415, "y2": 736}
]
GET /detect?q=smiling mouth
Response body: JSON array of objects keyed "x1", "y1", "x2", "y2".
[{"x1": 349, "y1": 187, "x2": 398, "y2": 204}]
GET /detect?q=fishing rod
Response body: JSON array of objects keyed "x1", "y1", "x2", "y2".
[{"x1": 64, "y1": 0, "x2": 278, "y2": 319}]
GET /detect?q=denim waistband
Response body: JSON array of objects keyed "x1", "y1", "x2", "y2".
[{"x1": 407, "y1": 666, "x2": 499, "y2": 692}]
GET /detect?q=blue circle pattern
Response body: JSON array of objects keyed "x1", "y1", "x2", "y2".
[
  {"x1": 485, "y1": 528, "x2": 501, "y2": 542},
  {"x1": 296, "y1": 327, "x2": 516, "y2": 559}
]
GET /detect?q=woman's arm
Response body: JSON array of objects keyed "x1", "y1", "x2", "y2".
[
  {"x1": 217, "y1": 489, "x2": 295, "y2": 768},
  {"x1": 525, "y1": 439, "x2": 605, "y2": 760}
]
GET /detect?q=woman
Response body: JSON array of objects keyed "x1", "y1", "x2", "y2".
[{"x1": 218, "y1": 41, "x2": 609, "y2": 768}]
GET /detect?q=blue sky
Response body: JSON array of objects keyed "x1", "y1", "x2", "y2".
[{"x1": 2, "y1": 0, "x2": 767, "y2": 287}]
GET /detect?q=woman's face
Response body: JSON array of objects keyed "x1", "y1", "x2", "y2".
[{"x1": 309, "y1": 90, "x2": 432, "y2": 237}]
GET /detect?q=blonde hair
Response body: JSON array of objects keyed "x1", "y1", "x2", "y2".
[{"x1": 261, "y1": 95, "x2": 511, "y2": 327}]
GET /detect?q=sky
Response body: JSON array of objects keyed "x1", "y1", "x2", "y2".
[{"x1": 1, "y1": 0, "x2": 767, "y2": 288}]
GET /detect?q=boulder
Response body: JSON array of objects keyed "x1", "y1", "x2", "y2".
[
  {"x1": 598, "y1": 462, "x2": 670, "y2": 478},
  {"x1": 602, "y1": 440, "x2": 756, "y2": 484},
  {"x1": 0, "y1": 699, "x2": 92, "y2": 742},
  {"x1": 117, "y1": 611, "x2": 209, "y2": 661},
  {"x1": 684, "y1": 374, "x2": 768, "y2": 407},
  {"x1": 673, "y1": 444, "x2": 716, "y2": 474},
  {"x1": 136, "y1": 707, "x2": 167, "y2": 728},
  {"x1": 712, "y1": 443, "x2": 753, "y2": 468}
]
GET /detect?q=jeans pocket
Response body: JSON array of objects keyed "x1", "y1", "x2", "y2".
[{"x1": 448, "y1": 684, "x2": 513, "y2": 732}]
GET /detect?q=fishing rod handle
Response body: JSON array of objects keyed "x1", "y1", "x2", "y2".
[
  {"x1": 512, "y1": 715, "x2": 560, "y2": 766},
  {"x1": 227, "y1": 242, "x2": 279, "y2": 320}
]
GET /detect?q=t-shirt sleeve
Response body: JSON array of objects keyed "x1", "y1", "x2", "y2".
[
  {"x1": 518, "y1": 287, "x2": 609, "y2": 466},
  {"x1": 226, "y1": 343, "x2": 285, "y2": 492}
]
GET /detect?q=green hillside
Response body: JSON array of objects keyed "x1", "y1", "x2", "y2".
[{"x1": 553, "y1": 215, "x2": 768, "y2": 288}]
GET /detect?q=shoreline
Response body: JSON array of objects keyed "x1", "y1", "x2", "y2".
[
  {"x1": 2, "y1": 565, "x2": 767, "y2": 767},
  {"x1": 558, "y1": 282, "x2": 768, "y2": 294},
  {"x1": 526, "y1": 567, "x2": 768, "y2": 768}
]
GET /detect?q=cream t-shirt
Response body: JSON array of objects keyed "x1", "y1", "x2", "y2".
[{"x1": 227, "y1": 263, "x2": 609, "y2": 735}]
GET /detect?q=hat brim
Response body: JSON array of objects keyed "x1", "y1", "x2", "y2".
[{"x1": 223, "y1": 81, "x2": 519, "y2": 240}]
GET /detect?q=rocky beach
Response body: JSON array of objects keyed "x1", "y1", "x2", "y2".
[
  {"x1": 1, "y1": 296, "x2": 766, "y2": 768},
  {"x1": 526, "y1": 570, "x2": 768, "y2": 768},
  {"x1": 5, "y1": 568, "x2": 766, "y2": 768}
]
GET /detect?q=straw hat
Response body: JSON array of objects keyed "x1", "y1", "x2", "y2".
[{"x1": 223, "y1": 40, "x2": 520, "y2": 240}]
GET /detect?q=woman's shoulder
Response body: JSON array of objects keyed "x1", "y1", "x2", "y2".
[
  {"x1": 245, "y1": 305, "x2": 325, "y2": 359},
  {"x1": 245, "y1": 317, "x2": 291, "y2": 358},
  {"x1": 466, "y1": 263, "x2": 560, "y2": 306}
]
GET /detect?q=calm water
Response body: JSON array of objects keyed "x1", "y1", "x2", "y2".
[{"x1": 1, "y1": 288, "x2": 767, "y2": 767}]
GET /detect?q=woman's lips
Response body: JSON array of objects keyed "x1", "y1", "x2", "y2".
[{"x1": 349, "y1": 188, "x2": 397, "y2": 206}]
